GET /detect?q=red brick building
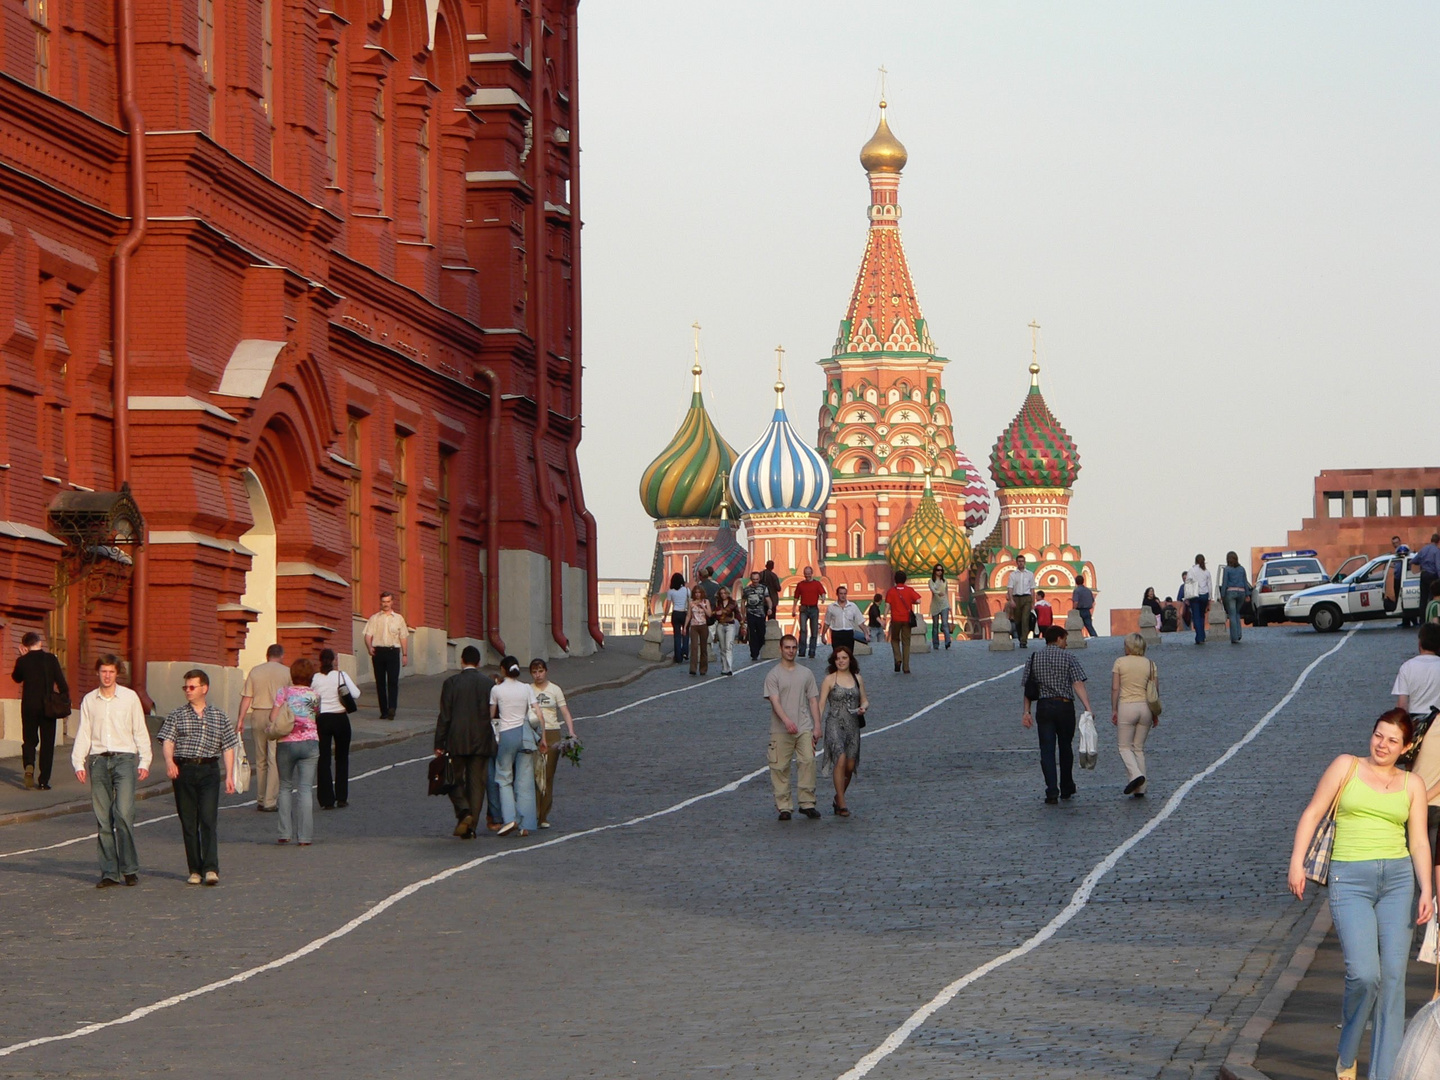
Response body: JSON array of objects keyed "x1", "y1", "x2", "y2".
[
  {"x1": 0, "y1": 0, "x2": 598, "y2": 737},
  {"x1": 1252, "y1": 468, "x2": 1440, "y2": 576}
]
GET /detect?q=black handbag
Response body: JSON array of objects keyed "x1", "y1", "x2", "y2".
[
  {"x1": 1023, "y1": 656, "x2": 1040, "y2": 703},
  {"x1": 1399, "y1": 707, "x2": 1438, "y2": 768},
  {"x1": 43, "y1": 690, "x2": 72, "y2": 720}
]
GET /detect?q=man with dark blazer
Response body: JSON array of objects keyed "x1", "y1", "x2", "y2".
[
  {"x1": 12, "y1": 632, "x2": 69, "y2": 790},
  {"x1": 435, "y1": 646, "x2": 497, "y2": 838}
]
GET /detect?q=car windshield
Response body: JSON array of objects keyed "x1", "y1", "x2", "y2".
[
  {"x1": 1352, "y1": 559, "x2": 1392, "y2": 584},
  {"x1": 1264, "y1": 559, "x2": 1324, "y2": 578}
]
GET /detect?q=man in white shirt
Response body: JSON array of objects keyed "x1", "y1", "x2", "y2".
[
  {"x1": 363, "y1": 591, "x2": 410, "y2": 719},
  {"x1": 1007, "y1": 556, "x2": 1037, "y2": 647},
  {"x1": 822, "y1": 586, "x2": 865, "y2": 655},
  {"x1": 1395, "y1": 624, "x2": 1440, "y2": 857},
  {"x1": 1185, "y1": 556, "x2": 1214, "y2": 644},
  {"x1": 72, "y1": 654, "x2": 153, "y2": 888}
]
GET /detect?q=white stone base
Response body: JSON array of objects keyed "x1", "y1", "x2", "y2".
[
  {"x1": 760, "y1": 619, "x2": 783, "y2": 659},
  {"x1": 1208, "y1": 603, "x2": 1229, "y2": 637},
  {"x1": 909, "y1": 626, "x2": 931, "y2": 654},
  {"x1": 148, "y1": 661, "x2": 249, "y2": 722},
  {"x1": 498, "y1": 549, "x2": 598, "y2": 662},
  {"x1": 851, "y1": 640, "x2": 873, "y2": 656},
  {"x1": 639, "y1": 617, "x2": 666, "y2": 662},
  {"x1": 1064, "y1": 610, "x2": 1088, "y2": 648},
  {"x1": 990, "y1": 612, "x2": 1016, "y2": 652}
]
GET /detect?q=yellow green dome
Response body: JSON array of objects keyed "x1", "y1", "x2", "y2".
[
  {"x1": 639, "y1": 363, "x2": 737, "y2": 520},
  {"x1": 860, "y1": 102, "x2": 908, "y2": 174},
  {"x1": 886, "y1": 473, "x2": 972, "y2": 577}
]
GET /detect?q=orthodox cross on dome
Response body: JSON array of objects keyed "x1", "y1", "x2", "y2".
[
  {"x1": 774, "y1": 344, "x2": 786, "y2": 393},
  {"x1": 1028, "y1": 319, "x2": 1041, "y2": 386},
  {"x1": 878, "y1": 64, "x2": 888, "y2": 103}
]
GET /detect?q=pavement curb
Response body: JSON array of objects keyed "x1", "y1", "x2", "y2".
[
  {"x1": 0, "y1": 659, "x2": 669, "y2": 830},
  {"x1": 1219, "y1": 902, "x2": 1333, "y2": 1080}
]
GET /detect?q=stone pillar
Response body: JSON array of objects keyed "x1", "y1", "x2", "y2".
[
  {"x1": 638, "y1": 617, "x2": 666, "y2": 661},
  {"x1": 1064, "y1": 609, "x2": 1088, "y2": 648},
  {"x1": 1208, "y1": 599, "x2": 1229, "y2": 639},
  {"x1": 1138, "y1": 610, "x2": 1162, "y2": 649},
  {"x1": 990, "y1": 610, "x2": 1016, "y2": 651},
  {"x1": 909, "y1": 625, "x2": 931, "y2": 654},
  {"x1": 760, "y1": 619, "x2": 783, "y2": 659}
]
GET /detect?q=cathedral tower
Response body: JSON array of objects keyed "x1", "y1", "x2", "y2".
[
  {"x1": 815, "y1": 101, "x2": 990, "y2": 630},
  {"x1": 639, "y1": 349, "x2": 737, "y2": 609},
  {"x1": 976, "y1": 350, "x2": 1097, "y2": 628}
]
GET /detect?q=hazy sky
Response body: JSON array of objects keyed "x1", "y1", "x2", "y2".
[{"x1": 575, "y1": 1, "x2": 1439, "y2": 620}]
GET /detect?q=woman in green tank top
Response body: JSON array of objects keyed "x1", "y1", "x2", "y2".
[{"x1": 1288, "y1": 710, "x2": 1434, "y2": 1080}]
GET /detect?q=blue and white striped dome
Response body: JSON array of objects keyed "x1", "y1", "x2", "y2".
[{"x1": 729, "y1": 384, "x2": 832, "y2": 515}]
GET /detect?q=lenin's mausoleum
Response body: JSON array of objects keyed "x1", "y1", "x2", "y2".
[{"x1": 0, "y1": 0, "x2": 597, "y2": 741}]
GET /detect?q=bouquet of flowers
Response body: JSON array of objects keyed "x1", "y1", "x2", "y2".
[{"x1": 558, "y1": 735, "x2": 584, "y2": 767}]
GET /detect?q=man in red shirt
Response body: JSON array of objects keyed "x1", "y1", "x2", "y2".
[
  {"x1": 1034, "y1": 590, "x2": 1054, "y2": 635},
  {"x1": 885, "y1": 571, "x2": 923, "y2": 674},
  {"x1": 792, "y1": 567, "x2": 827, "y2": 659}
]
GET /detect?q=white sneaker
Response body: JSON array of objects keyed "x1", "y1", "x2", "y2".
[
  {"x1": 496, "y1": 821, "x2": 516, "y2": 836},
  {"x1": 187, "y1": 873, "x2": 201, "y2": 886},
  {"x1": 539, "y1": 822, "x2": 551, "y2": 829}
]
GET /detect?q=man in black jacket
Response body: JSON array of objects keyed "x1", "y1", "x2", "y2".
[
  {"x1": 434, "y1": 646, "x2": 497, "y2": 838},
  {"x1": 12, "y1": 632, "x2": 69, "y2": 790}
]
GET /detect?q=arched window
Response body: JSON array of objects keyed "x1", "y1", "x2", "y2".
[
  {"x1": 27, "y1": 0, "x2": 50, "y2": 92},
  {"x1": 856, "y1": 459, "x2": 872, "y2": 475},
  {"x1": 199, "y1": 0, "x2": 216, "y2": 128},
  {"x1": 373, "y1": 91, "x2": 387, "y2": 210},
  {"x1": 417, "y1": 116, "x2": 431, "y2": 241},
  {"x1": 324, "y1": 57, "x2": 340, "y2": 186}
]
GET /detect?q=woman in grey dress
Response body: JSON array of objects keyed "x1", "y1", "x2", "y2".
[{"x1": 819, "y1": 646, "x2": 869, "y2": 817}]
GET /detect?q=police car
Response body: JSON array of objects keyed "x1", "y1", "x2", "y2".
[
  {"x1": 1250, "y1": 550, "x2": 1330, "y2": 627},
  {"x1": 1283, "y1": 553, "x2": 1421, "y2": 632}
]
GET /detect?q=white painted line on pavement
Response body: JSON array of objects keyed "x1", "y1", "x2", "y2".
[
  {"x1": 835, "y1": 627, "x2": 1361, "y2": 1080},
  {"x1": 0, "y1": 663, "x2": 1022, "y2": 1058},
  {"x1": 0, "y1": 756, "x2": 436, "y2": 861},
  {"x1": 575, "y1": 658, "x2": 766, "y2": 720}
]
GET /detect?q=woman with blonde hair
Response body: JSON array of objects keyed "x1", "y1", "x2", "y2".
[
  {"x1": 712, "y1": 586, "x2": 740, "y2": 676},
  {"x1": 1111, "y1": 633, "x2": 1158, "y2": 797}
]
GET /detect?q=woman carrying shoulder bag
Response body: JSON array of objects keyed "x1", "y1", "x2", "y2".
[
  {"x1": 311, "y1": 648, "x2": 359, "y2": 810},
  {"x1": 1288, "y1": 710, "x2": 1434, "y2": 1080},
  {"x1": 1110, "y1": 633, "x2": 1157, "y2": 797}
]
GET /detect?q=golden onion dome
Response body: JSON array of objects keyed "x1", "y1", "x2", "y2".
[
  {"x1": 860, "y1": 102, "x2": 908, "y2": 174},
  {"x1": 639, "y1": 362, "x2": 738, "y2": 521},
  {"x1": 886, "y1": 472, "x2": 972, "y2": 578}
]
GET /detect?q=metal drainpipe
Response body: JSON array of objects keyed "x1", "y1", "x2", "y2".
[
  {"x1": 529, "y1": 1, "x2": 569, "y2": 653},
  {"x1": 478, "y1": 369, "x2": 506, "y2": 657},
  {"x1": 564, "y1": 2, "x2": 602, "y2": 648},
  {"x1": 114, "y1": 0, "x2": 152, "y2": 710}
]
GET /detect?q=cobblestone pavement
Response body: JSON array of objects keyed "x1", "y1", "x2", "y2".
[{"x1": 0, "y1": 624, "x2": 1419, "y2": 1078}]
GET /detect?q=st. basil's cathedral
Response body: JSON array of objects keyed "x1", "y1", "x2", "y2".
[{"x1": 639, "y1": 101, "x2": 1097, "y2": 637}]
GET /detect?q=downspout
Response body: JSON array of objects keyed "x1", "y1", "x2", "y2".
[
  {"x1": 529, "y1": 1, "x2": 569, "y2": 653},
  {"x1": 478, "y1": 369, "x2": 506, "y2": 657},
  {"x1": 563, "y1": 2, "x2": 603, "y2": 648},
  {"x1": 114, "y1": 0, "x2": 152, "y2": 710}
]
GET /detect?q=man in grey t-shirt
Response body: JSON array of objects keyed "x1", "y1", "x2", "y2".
[{"x1": 762, "y1": 635, "x2": 821, "y2": 820}]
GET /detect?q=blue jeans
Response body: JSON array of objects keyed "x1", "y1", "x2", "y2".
[
  {"x1": 88, "y1": 752, "x2": 139, "y2": 880},
  {"x1": 1223, "y1": 592, "x2": 1245, "y2": 642},
  {"x1": 277, "y1": 740, "x2": 319, "y2": 843},
  {"x1": 932, "y1": 609, "x2": 952, "y2": 647},
  {"x1": 1076, "y1": 608, "x2": 1097, "y2": 637},
  {"x1": 797, "y1": 606, "x2": 819, "y2": 655},
  {"x1": 671, "y1": 612, "x2": 688, "y2": 662},
  {"x1": 492, "y1": 726, "x2": 538, "y2": 830},
  {"x1": 1188, "y1": 594, "x2": 1210, "y2": 643},
  {"x1": 1329, "y1": 858, "x2": 1415, "y2": 1079}
]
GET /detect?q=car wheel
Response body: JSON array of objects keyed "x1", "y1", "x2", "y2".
[
  {"x1": 1252, "y1": 606, "x2": 1267, "y2": 628},
  {"x1": 1311, "y1": 604, "x2": 1343, "y2": 633}
]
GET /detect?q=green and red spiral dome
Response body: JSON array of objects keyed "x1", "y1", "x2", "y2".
[{"x1": 989, "y1": 364, "x2": 1080, "y2": 490}]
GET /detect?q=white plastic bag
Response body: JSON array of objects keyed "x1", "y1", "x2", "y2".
[
  {"x1": 1393, "y1": 998, "x2": 1440, "y2": 1079},
  {"x1": 232, "y1": 738, "x2": 251, "y2": 792},
  {"x1": 1421, "y1": 915, "x2": 1439, "y2": 965},
  {"x1": 1077, "y1": 710, "x2": 1098, "y2": 769}
]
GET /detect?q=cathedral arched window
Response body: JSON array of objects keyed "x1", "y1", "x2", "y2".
[
  {"x1": 417, "y1": 115, "x2": 432, "y2": 241},
  {"x1": 856, "y1": 459, "x2": 872, "y2": 476},
  {"x1": 324, "y1": 56, "x2": 341, "y2": 187},
  {"x1": 372, "y1": 90, "x2": 387, "y2": 211}
]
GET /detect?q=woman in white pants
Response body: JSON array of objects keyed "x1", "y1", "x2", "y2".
[{"x1": 1110, "y1": 633, "x2": 1158, "y2": 797}]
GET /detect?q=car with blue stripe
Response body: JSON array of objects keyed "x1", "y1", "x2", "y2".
[{"x1": 1283, "y1": 554, "x2": 1421, "y2": 632}]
